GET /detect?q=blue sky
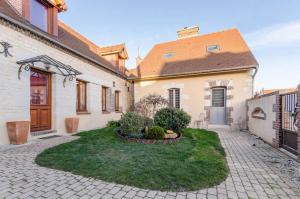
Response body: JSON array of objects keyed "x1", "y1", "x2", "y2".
[{"x1": 59, "y1": 0, "x2": 300, "y2": 91}]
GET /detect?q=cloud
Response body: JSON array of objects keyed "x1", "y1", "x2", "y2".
[{"x1": 245, "y1": 20, "x2": 300, "y2": 48}]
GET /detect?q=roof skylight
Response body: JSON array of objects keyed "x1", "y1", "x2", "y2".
[
  {"x1": 207, "y1": 45, "x2": 219, "y2": 52},
  {"x1": 163, "y1": 52, "x2": 175, "y2": 58}
]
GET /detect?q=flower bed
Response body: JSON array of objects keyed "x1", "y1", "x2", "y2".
[{"x1": 116, "y1": 130, "x2": 182, "y2": 144}]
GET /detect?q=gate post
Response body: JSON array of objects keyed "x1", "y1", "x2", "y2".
[
  {"x1": 297, "y1": 84, "x2": 300, "y2": 159},
  {"x1": 273, "y1": 93, "x2": 282, "y2": 148}
]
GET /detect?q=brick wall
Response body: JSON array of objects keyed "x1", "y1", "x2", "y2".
[
  {"x1": 6, "y1": 0, "x2": 22, "y2": 15},
  {"x1": 273, "y1": 93, "x2": 282, "y2": 148},
  {"x1": 297, "y1": 85, "x2": 300, "y2": 158}
]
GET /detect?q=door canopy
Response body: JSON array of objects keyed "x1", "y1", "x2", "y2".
[{"x1": 17, "y1": 55, "x2": 82, "y2": 87}]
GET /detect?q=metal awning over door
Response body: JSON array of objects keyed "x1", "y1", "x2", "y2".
[{"x1": 17, "y1": 55, "x2": 82, "y2": 87}]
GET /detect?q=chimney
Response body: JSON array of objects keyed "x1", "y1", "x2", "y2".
[
  {"x1": 136, "y1": 56, "x2": 143, "y2": 67},
  {"x1": 177, "y1": 26, "x2": 199, "y2": 39}
]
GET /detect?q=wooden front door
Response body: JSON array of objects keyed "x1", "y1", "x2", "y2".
[{"x1": 30, "y1": 69, "x2": 51, "y2": 132}]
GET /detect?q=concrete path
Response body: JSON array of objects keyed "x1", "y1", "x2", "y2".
[{"x1": 0, "y1": 129, "x2": 300, "y2": 199}]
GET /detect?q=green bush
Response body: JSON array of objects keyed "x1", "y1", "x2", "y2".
[
  {"x1": 106, "y1": 120, "x2": 120, "y2": 128},
  {"x1": 146, "y1": 126, "x2": 165, "y2": 139},
  {"x1": 119, "y1": 112, "x2": 144, "y2": 135},
  {"x1": 154, "y1": 108, "x2": 191, "y2": 132},
  {"x1": 144, "y1": 117, "x2": 154, "y2": 127}
]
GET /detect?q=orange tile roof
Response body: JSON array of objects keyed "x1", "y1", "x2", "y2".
[
  {"x1": 129, "y1": 29, "x2": 258, "y2": 79},
  {"x1": 263, "y1": 88, "x2": 297, "y2": 95},
  {"x1": 0, "y1": 0, "x2": 126, "y2": 77},
  {"x1": 99, "y1": 44, "x2": 128, "y2": 59}
]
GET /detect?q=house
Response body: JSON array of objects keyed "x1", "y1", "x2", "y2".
[
  {"x1": 255, "y1": 88, "x2": 297, "y2": 97},
  {"x1": 0, "y1": 0, "x2": 258, "y2": 145},
  {"x1": 0, "y1": 0, "x2": 132, "y2": 144},
  {"x1": 129, "y1": 26, "x2": 258, "y2": 128}
]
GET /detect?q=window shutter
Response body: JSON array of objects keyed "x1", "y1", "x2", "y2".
[
  {"x1": 175, "y1": 89, "x2": 180, "y2": 109},
  {"x1": 169, "y1": 89, "x2": 174, "y2": 107},
  {"x1": 108, "y1": 88, "x2": 115, "y2": 112}
]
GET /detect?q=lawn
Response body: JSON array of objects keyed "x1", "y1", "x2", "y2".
[{"x1": 35, "y1": 127, "x2": 228, "y2": 191}]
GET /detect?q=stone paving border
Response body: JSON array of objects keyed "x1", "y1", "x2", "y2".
[{"x1": 0, "y1": 129, "x2": 300, "y2": 198}]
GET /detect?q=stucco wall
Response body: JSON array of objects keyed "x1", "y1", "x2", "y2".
[
  {"x1": 0, "y1": 22, "x2": 132, "y2": 144},
  {"x1": 134, "y1": 71, "x2": 254, "y2": 129},
  {"x1": 247, "y1": 93, "x2": 277, "y2": 145}
]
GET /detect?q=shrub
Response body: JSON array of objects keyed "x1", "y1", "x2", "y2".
[
  {"x1": 144, "y1": 117, "x2": 154, "y2": 127},
  {"x1": 154, "y1": 108, "x2": 191, "y2": 132},
  {"x1": 146, "y1": 126, "x2": 165, "y2": 139},
  {"x1": 134, "y1": 94, "x2": 168, "y2": 118},
  {"x1": 119, "y1": 112, "x2": 144, "y2": 135},
  {"x1": 106, "y1": 120, "x2": 120, "y2": 128}
]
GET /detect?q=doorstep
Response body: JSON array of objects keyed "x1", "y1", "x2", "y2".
[
  {"x1": 207, "y1": 124, "x2": 230, "y2": 130},
  {"x1": 30, "y1": 130, "x2": 57, "y2": 138}
]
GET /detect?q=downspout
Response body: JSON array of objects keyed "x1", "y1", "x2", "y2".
[{"x1": 252, "y1": 66, "x2": 259, "y2": 97}]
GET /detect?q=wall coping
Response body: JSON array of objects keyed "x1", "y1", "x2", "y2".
[{"x1": 247, "y1": 91, "x2": 279, "y2": 102}]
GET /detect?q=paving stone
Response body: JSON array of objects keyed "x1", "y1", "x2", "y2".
[{"x1": 0, "y1": 129, "x2": 300, "y2": 199}]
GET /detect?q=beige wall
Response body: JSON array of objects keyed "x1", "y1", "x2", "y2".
[
  {"x1": 133, "y1": 71, "x2": 254, "y2": 129},
  {"x1": 0, "y1": 22, "x2": 132, "y2": 144},
  {"x1": 247, "y1": 94, "x2": 277, "y2": 144}
]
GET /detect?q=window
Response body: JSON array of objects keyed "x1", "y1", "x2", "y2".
[
  {"x1": 163, "y1": 52, "x2": 175, "y2": 59},
  {"x1": 207, "y1": 45, "x2": 219, "y2": 52},
  {"x1": 102, "y1": 86, "x2": 108, "y2": 112},
  {"x1": 169, "y1": 88, "x2": 180, "y2": 108},
  {"x1": 76, "y1": 80, "x2": 87, "y2": 112},
  {"x1": 30, "y1": 0, "x2": 48, "y2": 32},
  {"x1": 212, "y1": 88, "x2": 225, "y2": 107},
  {"x1": 115, "y1": 91, "x2": 121, "y2": 112}
]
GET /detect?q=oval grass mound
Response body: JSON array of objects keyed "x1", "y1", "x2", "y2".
[{"x1": 35, "y1": 127, "x2": 229, "y2": 191}]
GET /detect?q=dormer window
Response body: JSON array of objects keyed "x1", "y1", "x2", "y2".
[{"x1": 30, "y1": 0, "x2": 48, "y2": 32}]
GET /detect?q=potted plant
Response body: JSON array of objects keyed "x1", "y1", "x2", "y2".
[
  {"x1": 65, "y1": 117, "x2": 79, "y2": 134},
  {"x1": 6, "y1": 121, "x2": 30, "y2": 145}
]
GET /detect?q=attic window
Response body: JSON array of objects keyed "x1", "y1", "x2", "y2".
[
  {"x1": 30, "y1": 0, "x2": 48, "y2": 32},
  {"x1": 163, "y1": 52, "x2": 175, "y2": 59},
  {"x1": 207, "y1": 45, "x2": 219, "y2": 52}
]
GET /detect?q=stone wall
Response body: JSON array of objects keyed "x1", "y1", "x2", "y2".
[
  {"x1": 247, "y1": 92, "x2": 278, "y2": 146},
  {"x1": 0, "y1": 21, "x2": 131, "y2": 144},
  {"x1": 297, "y1": 85, "x2": 300, "y2": 158}
]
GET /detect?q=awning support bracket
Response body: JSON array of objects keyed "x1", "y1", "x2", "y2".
[{"x1": 16, "y1": 55, "x2": 82, "y2": 87}]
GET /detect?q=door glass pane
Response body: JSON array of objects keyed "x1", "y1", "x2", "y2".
[
  {"x1": 30, "y1": 71, "x2": 49, "y2": 105},
  {"x1": 212, "y1": 89, "x2": 225, "y2": 107}
]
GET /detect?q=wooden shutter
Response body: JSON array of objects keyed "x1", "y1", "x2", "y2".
[
  {"x1": 102, "y1": 87, "x2": 107, "y2": 111},
  {"x1": 108, "y1": 88, "x2": 114, "y2": 112},
  {"x1": 175, "y1": 89, "x2": 180, "y2": 109},
  {"x1": 169, "y1": 89, "x2": 174, "y2": 107}
]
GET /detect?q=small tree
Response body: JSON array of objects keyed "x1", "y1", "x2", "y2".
[{"x1": 134, "y1": 94, "x2": 168, "y2": 118}]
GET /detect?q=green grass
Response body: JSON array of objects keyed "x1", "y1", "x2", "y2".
[{"x1": 35, "y1": 127, "x2": 228, "y2": 191}]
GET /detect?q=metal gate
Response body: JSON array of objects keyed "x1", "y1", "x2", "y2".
[{"x1": 281, "y1": 92, "x2": 298, "y2": 155}]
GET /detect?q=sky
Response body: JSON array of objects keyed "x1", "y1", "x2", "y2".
[{"x1": 59, "y1": 0, "x2": 300, "y2": 91}]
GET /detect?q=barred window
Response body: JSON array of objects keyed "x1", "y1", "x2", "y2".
[{"x1": 169, "y1": 88, "x2": 180, "y2": 108}]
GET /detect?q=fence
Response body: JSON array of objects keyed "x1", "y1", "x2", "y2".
[{"x1": 247, "y1": 85, "x2": 300, "y2": 158}]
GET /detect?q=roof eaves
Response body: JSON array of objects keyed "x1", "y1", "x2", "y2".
[
  {"x1": 128, "y1": 64, "x2": 258, "y2": 80},
  {"x1": 0, "y1": 12, "x2": 127, "y2": 79}
]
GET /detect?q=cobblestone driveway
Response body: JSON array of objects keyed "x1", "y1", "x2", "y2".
[{"x1": 0, "y1": 129, "x2": 300, "y2": 199}]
